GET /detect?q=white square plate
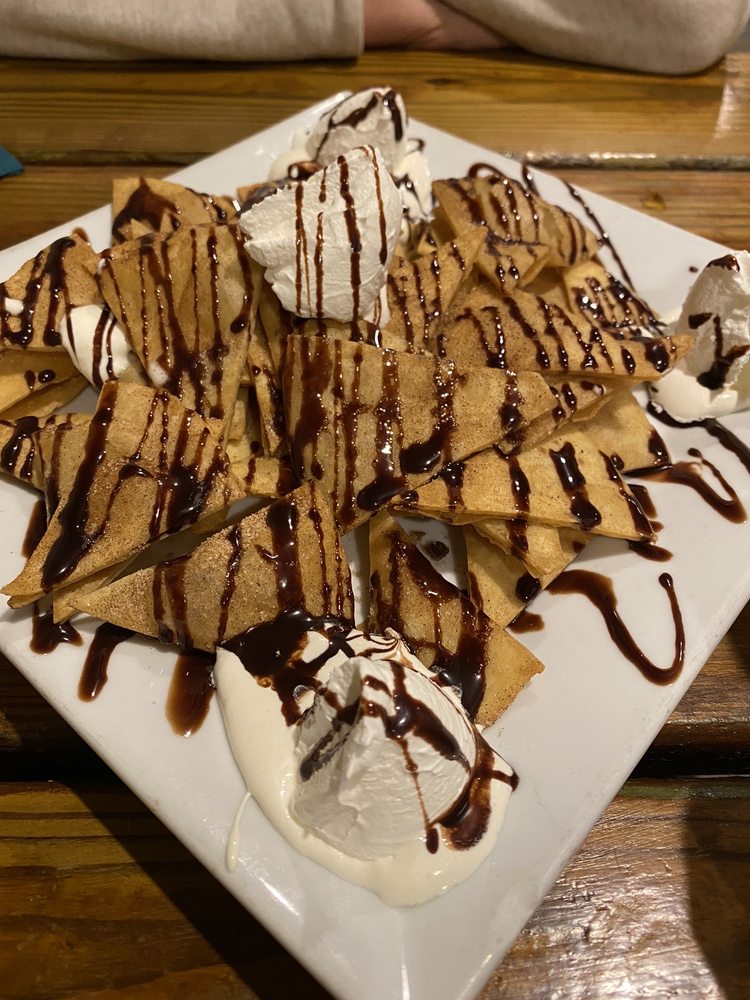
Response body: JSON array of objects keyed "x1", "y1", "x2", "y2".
[{"x1": 2, "y1": 96, "x2": 749, "y2": 1000}]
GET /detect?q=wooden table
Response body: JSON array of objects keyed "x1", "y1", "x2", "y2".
[{"x1": 1, "y1": 47, "x2": 750, "y2": 999}]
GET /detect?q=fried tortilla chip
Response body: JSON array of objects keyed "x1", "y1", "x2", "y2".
[
  {"x1": 379, "y1": 231, "x2": 484, "y2": 353},
  {"x1": 98, "y1": 224, "x2": 261, "y2": 438},
  {"x1": 438, "y1": 284, "x2": 692, "y2": 380},
  {"x1": 0, "y1": 412, "x2": 87, "y2": 491},
  {"x1": 368, "y1": 511, "x2": 543, "y2": 725},
  {"x1": 464, "y1": 524, "x2": 585, "y2": 628},
  {"x1": 561, "y1": 260, "x2": 658, "y2": 333},
  {"x1": 70, "y1": 481, "x2": 353, "y2": 651},
  {"x1": 393, "y1": 425, "x2": 654, "y2": 540},
  {"x1": 283, "y1": 335, "x2": 555, "y2": 530},
  {"x1": 576, "y1": 388, "x2": 670, "y2": 471},
  {"x1": 4, "y1": 382, "x2": 245, "y2": 606},
  {"x1": 111, "y1": 176, "x2": 238, "y2": 244},
  {"x1": 0, "y1": 234, "x2": 99, "y2": 352},
  {"x1": 473, "y1": 519, "x2": 587, "y2": 578}
]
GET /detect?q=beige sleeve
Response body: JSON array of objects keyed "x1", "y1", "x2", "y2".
[
  {"x1": 0, "y1": 0, "x2": 363, "y2": 60},
  {"x1": 449, "y1": 0, "x2": 750, "y2": 73}
]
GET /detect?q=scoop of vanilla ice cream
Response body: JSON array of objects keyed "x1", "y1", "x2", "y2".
[
  {"x1": 309, "y1": 88, "x2": 408, "y2": 172},
  {"x1": 242, "y1": 145, "x2": 401, "y2": 322},
  {"x1": 654, "y1": 251, "x2": 750, "y2": 421},
  {"x1": 291, "y1": 655, "x2": 476, "y2": 861}
]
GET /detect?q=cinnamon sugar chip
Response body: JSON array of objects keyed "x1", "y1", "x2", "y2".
[
  {"x1": 438, "y1": 284, "x2": 692, "y2": 380},
  {"x1": 380, "y1": 231, "x2": 484, "y2": 353},
  {"x1": 283, "y1": 335, "x2": 555, "y2": 530},
  {"x1": 464, "y1": 524, "x2": 585, "y2": 628},
  {"x1": 111, "y1": 176, "x2": 238, "y2": 244},
  {"x1": 3, "y1": 382, "x2": 245, "y2": 606},
  {"x1": 70, "y1": 481, "x2": 354, "y2": 651},
  {"x1": 98, "y1": 224, "x2": 261, "y2": 438},
  {"x1": 576, "y1": 388, "x2": 671, "y2": 472},
  {"x1": 368, "y1": 511, "x2": 543, "y2": 725},
  {"x1": 0, "y1": 234, "x2": 99, "y2": 352},
  {"x1": 561, "y1": 260, "x2": 658, "y2": 334},
  {"x1": 473, "y1": 519, "x2": 586, "y2": 579},
  {"x1": 393, "y1": 425, "x2": 655, "y2": 541}
]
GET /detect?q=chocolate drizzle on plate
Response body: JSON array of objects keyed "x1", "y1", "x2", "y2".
[
  {"x1": 548, "y1": 569, "x2": 685, "y2": 685},
  {"x1": 166, "y1": 648, "x2": 216, "y2": 736},
  {"x1": 78, "y1": 622, "x2": 133, "y2": 701}
]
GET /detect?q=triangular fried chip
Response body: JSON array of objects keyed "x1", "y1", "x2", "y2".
[
  {"x1": 283, "y1": 335, "x2": 555, "y2": 530},
  {"x1": 473, "y1": 519, "x2": 586, "y2": 578},
  {"x1": 379, "y1": 231, "x2": 484, "y2": 353},
  {"x1": 0, "y1": 234, "x2": 99, "y2": 352},
  {"x1": 368, "y1": 511, "x2": 543, "y2": 725},
  {"x1": 561, "y1": 260, "x2": 658, "y2": 333},
  {"x1": 438, "y1": 284, "x2": 692, "y2": 380},
  {"x1": 575, "y1": 388, "x2": 670, "y2": 471},
  {"x1": 0, "y1": 412, "x2": 88, "y2": 491},
  {"x1": 3, "y1": 382, "x2": 245, "y2": 606},
  {"x1": 98, "y1": 225, "x2": 261, "y2": 437},
  {"x1": 34, "y1": 416, "x2": 91, "y2": 514},
  {"x1": 0, "y1": 373, "x2": 86, "y2": 423},
  {"x1": 0, "y1": 346, "x2": 81, "y2": 417},
  {"x1": 464, "y1": 524, "x2": 588, "y2": 628},
  {"x1": 464, "y1": 526, "x2": 535, "y2": 628},
  {"x1": 111, "y1": 177, "x2": 238, "y2": 244},
  {"x1": 393, "y1": 425, "x2": 654, "y2": 540},
  {"x1": 70, "y1": 481, "x2": 353, "y2": 650}
]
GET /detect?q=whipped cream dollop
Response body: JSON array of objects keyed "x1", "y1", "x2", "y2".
[
  {"x1": 268, "y1": 87, "x2": 434, "y2": 227},
  {"x1": 1, "y1": 296, "x2": 24, "y2": 318},
  {"x1": 241, "y1": 145, "x2": 402, "y2": 322},
  {"x1": 215, "y1": 621, "x2": 515, "y2": 906},
  {"x1": 651, "y1": 251, "x2": 750, "y2": 422},
  {"x1": 59, "y1": 304, "x2": 136, "y2": 388},
  {"x1": 308, "y1": 88, "x2": 408, "y2": 173},
  {"x1": 292, "y1": 654, "x2": 476, "y2": 860}
]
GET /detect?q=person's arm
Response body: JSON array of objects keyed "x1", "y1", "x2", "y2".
[
  {"x1": 0, "y1": 0, "x2": 362, "y2": 60},
  {"x1": 442, "y1": 0, "x2": 750, "y2": 74}
]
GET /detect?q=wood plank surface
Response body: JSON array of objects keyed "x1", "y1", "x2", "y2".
[
  {"x1": 2, "y1": 166, "x2": 749, "y2": 254},
  {"x1": 1, "y1": 779, "x2": 748, "y2": 999},
  {"x1": 1, "y1": 52, "x2": 749, "y2": 167}
]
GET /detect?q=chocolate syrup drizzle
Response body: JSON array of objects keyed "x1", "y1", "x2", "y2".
[
  {"x1": 166, "y1": 648, "x2": 216, "y2": 736},
  {"x1": 100, "y1": 224, "x2": 253, "y2": 421},
  {"x1": 0, "y1": 236, "x2": 78, "y2": 349},
  {"x1": 111, "y1": 178, "x2": 233, "y2": 243},
  {"x1": 40, "y1": 384, "x2": 235, "y2": 593},
  {"x1": 548, "y1": 570, "x2": 685, "y2": 685},
  {"x1": 0, "y1": 415, "x2": 40, "y2": 482},
  {"x1": 22, "y1": 498, "x2": 83, "y2": 655},
  {"x1": 78, "y1": 623, "x2": 133, "y2": 701}
]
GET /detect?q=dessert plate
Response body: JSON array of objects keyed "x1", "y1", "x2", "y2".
[{"x1": 2, "y1": 97, "x2": 750, "y2": 1000}]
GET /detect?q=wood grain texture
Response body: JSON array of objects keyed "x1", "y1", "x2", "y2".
[
  {"x1": 1, "y1": 166, "x2": 749, "y2": 255},
  {"x1": 1, "y1": 780, "x2": 748, "y2": 999},
  {"x1": 1, "y1": 52, "x2": 749, "y2": 167}
]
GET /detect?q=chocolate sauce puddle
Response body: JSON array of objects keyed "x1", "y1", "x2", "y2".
[
  {"x1": 548, "y1": 569, "x2": 685, "y2": 685},
  {"x1": 78, "y1": 623, "x2": 133, "y2": 701},
  {"x1": 508, "y1": 609, "x2": 544, "y2": 633},
  {"x1": 166, "y1": 648, "x2": 216, "y2": 736}
]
